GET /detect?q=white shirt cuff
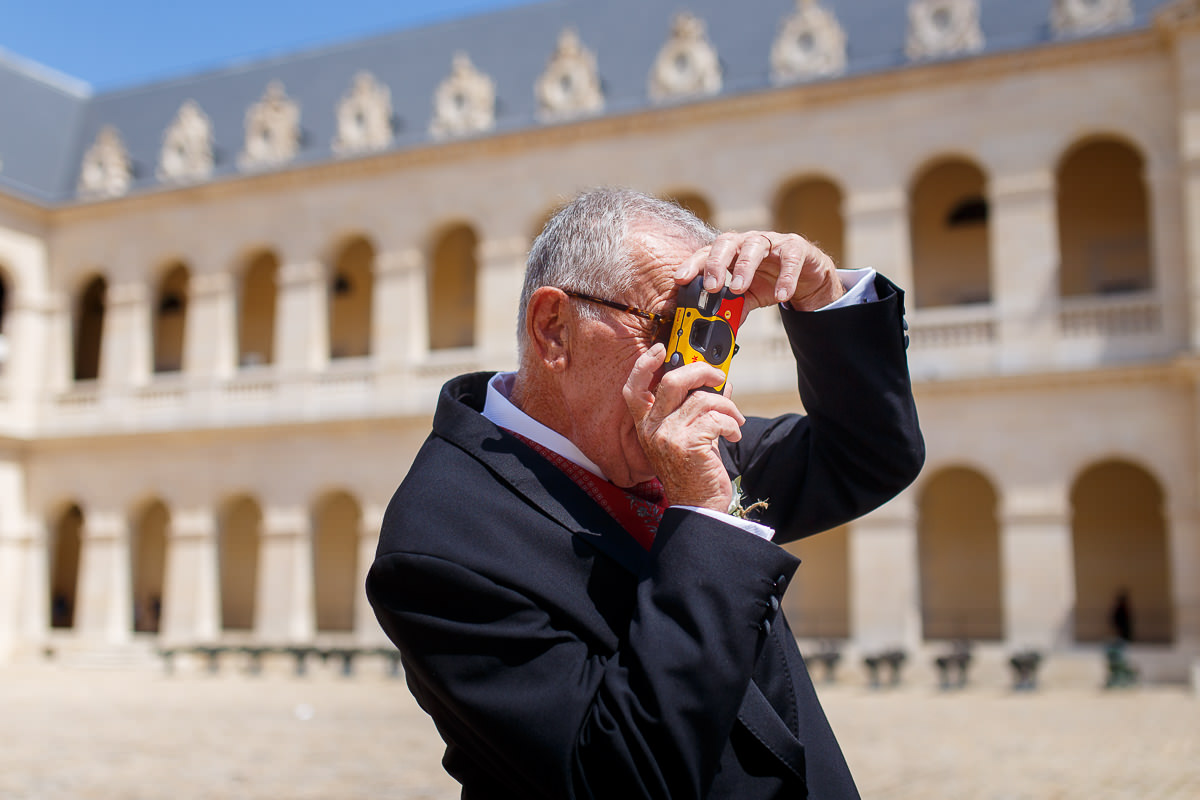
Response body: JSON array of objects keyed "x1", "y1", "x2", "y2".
[{"x1": 677, "y1": 505, "x2": 775, "y2": 540}]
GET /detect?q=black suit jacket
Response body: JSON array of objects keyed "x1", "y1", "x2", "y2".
[{"x1": 368, "y1": 276, "x2": 924, "y2": 799}]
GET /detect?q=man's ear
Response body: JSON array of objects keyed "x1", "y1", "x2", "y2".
[{"x1": 525, "y1": 287, "x2": 571, "y2": 371}]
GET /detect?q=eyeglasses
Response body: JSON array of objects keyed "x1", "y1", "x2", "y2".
[{"x1": 561, "y1": 289, "x2": 671, "y2": 341}]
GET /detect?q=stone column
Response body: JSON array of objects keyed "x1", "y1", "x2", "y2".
[
  {"x1": 1165, "y1": 500, "x2": 1200, "y2": 649},
  {"x1": 850, "y1": 492, "x2": 921, "y2": 652},
  {"x1": 75, "y1": 510, "x2": 132, "y2": 644},
  {"x1": 476, "y1": 236, "x2": 527, "y2": 369},
  {"x1": 372, "y1": 247, "x2": 427, "y2": 371},
  {"x1": 843, "y1": 188, "x2": 912, "y2": 289},
  {"x1": 185, "y1": 271, "x2": 236, "y2": 380},
  {"x1": 357, "y1": 503, "x2": 388, "y2": 644},
  {"x1": 989, "y1": 170, "x2": 1060, "y2": 371},
  {"x1": 275, "y1": 260, "x2": 328, "y2": 374},
  {"x1": 0, "y1": 290, "x2": 55, "y2": 428},
  {"x1": 100, "y1": 281, "x2": 151, "y2": 388},
  {"x1": 161, "y1": 508, "x2": 220, "y2": 644},
  {"x1": 999, "y1": 486, "x2": 1075, "y2": 650},
  {"x1": 1167, "y1": 18, "x2": 1200, "y2": 350},
  {"x1": 256, "y1": 506, "x2": 314, "y2": 643}
]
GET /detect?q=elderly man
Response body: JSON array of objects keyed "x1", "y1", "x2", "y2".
[{"x1": 367, "y1": 188, "x2": 923, "y2": 798}]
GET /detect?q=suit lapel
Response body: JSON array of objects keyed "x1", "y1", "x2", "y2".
[{"x1": 432, "y1": 372, "x2": 651, "y2": 578}]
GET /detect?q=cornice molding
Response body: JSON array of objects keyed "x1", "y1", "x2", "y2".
[{"x1": 914, "y1": 356, "x2": 1196, "y2": 398}]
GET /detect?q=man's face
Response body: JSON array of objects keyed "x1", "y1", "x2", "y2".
[{"x1": 561, "y1": 223, "x2": 699, "y2": 487}]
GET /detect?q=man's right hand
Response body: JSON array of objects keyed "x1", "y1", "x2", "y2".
[{"x1": 622, "y1": 343, "x2": 745, "y2": 511}]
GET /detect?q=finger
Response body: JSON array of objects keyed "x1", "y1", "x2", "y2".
[
  {"x1": 773, "y1": 234, "x2": 811, "y2": 303},
  {"x1": 674, "y1": 245, "x2": 711, "y2": 285},
  {"x1": 702, "y1": 234, "x2": 742, "y2": 292},
  {"x1": 729, "y1": 232, "x2": 774, "y2": 296},
  {"x1": 622, "y1": 343, "x2": 665, "y2": 421}
]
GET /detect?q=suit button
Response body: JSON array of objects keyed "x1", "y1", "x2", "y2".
[
  {"x1": 769, "y1": 594, "x2": 780, "y2": 613},
  {"x1": 774, "y1": 575, "x2": 788, "y2": 592},
  {"x1": 760, "y1": 618, "x2": 773, "y2": 636}
]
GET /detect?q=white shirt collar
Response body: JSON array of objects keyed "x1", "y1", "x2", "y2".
[{"x1": 482, "y1": 372, "x2": 610, "y2": 481}]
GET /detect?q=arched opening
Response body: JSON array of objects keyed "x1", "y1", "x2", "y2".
[
  {"x1": 1057, "y1": 138, "x2": 1152, "y2": 297},
  {"x1": 1070, "y1": 460, "x2": 1172, "y2": 643},
  {"x1": 312, "y1": 491, "x2": 361, "y2": 633},
  {"x1": 663, "y1": 190, "x2": 714, "y2": 226},
  {"x1": 773, "y1": 177, "x2": 845, "y2": 269},
  {"x1": 153, "y1": 263, "x2": 189, "y2": 374},
  {"x1": 328, "y1": 238, "x2": 374, "y2": 359},
  {"x1": 782, "y1": 525, "x2": 850, "y2": 639},
  {"x1": 218, "y1": 495, "x2": 261, "y2": 631},
  {"x1": 429, "y1": 224, "x2": 478, "y2": 351},
  {"x1": 74, "y1": 275, "x2": 107, "y2": 381},
  {"x1": 50, "y1": 504, "x2": 84, "y2": 629},
  {"x1": 910, "y1": 159, "x2": 992, "y2": 308},
  {"x1": 131, "y1": 499, "x2": 168, "y2": 634},
  {"x1": 238, "y1": 251, "x2": 278, "y2": 367},
  {"x1": 918, "y1": 467, "x2": 1003, "y2": 640}
]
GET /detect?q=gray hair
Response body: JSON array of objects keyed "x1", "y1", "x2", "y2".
[{"x1": 518, "y1": 188, "x2": 717, "y2": 353}]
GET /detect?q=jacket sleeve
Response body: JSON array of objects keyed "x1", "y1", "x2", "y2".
[
  {"x1": 722, "y1": 274, "x2": 925, "y2": 543},
  {"x1": 367, "y1": 503, "x2": 798, "y2": 799}
]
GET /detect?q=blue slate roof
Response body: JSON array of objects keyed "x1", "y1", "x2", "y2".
[{"x1": 0, "y1": 0, "x2": 1174, "y2": 206}]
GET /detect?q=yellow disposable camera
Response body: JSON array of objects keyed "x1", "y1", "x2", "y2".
[{"x1": 663, "y1": 276, "x2": 746, "y2": 393}]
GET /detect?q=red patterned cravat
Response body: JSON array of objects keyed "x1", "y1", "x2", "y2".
[{"x1": 508, "y1": 431, "x2": 667, "y2": 550}]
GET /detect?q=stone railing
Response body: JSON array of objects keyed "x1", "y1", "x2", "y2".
[
  {"x1": 907, "y1": 304, "x2": 997, "y2": 350},
  {"x1": 1058, "y1": 292, "x2": 1161, "y2": 338}
]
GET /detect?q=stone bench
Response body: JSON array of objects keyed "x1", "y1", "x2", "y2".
[
  {"x1": 863, "y1": 649, "x2": 906, "y2": 688},
  {"x1": 934, "y1": 644, "x2": 972, "y2": 690},
  {"x1": 1008, "y1": 650, "x2": 1042, "y2": 691}
]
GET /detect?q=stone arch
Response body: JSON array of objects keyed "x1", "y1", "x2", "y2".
[
  {"x1": 217, "y1": 494, "x2": 262, "y2": 631},
  {"x1": 238, "y1": 250, "x2": 278, "y2": 367},
  {"x1": 909, "y1": 156, "x2": 992, "y2": 308},
  {"x1": 328, "y1": 236, "x2": 375, "y2": 360},
  {"x1": 661, "y1": 189, "x2": 713, "y2": 226},
  {"x1": 73, "y1": 273, "x2": 107, "y2": 381},
  {"x1": 773, "y1": 175, "x2": 845, "y2": 268},
  {"x1": 49, "y1": 503, "x2": 84, "y2": 629},
  {"x1": 1056, "y1": 136, "x2": 1152, "y2": 297},
  {"x1": 130, "y1": 498, "x2": 168, "y2": 633},
  {"x1": 917, "y1": 466, "x2": 1003, "y2": 640},
  {"x1": 781, "y1": 525, "x2": 850, "y2": 639},
  {"x1": 1070, "y1": 459, "x2": 1172, "y2": 643},
  {"x1": 429, "y1": 223, "x2": 479, "y2": 351},
  {"x1": 311, "y1": 489, "x2": 361, "y2": 633},
  {"x1": 153, "y1": 261, "x2": 190, "y2": 374}
]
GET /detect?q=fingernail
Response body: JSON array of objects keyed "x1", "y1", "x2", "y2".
[
  {"x1": 704, "y1": 274, "x2": 720, "y2": 291},
  {"x1": 730, "y1": 276, "x2": 746, "y2": 294}
]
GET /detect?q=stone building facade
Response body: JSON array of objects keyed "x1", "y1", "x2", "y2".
[{"x1": 0, "y1": 0, "x2": 1197, "y2": 681}]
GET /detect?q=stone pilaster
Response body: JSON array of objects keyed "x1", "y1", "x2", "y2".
[
  {"x1": 357, "y1": 503, "x2": 388, "y2": 643},
  {"x1": 185, "y1": 271, "x2": 236, "y2": 380},
  {"x1": 843, "y1": 188, "x2": 912, "y2": 290},
  {"x1": 849, "y1": 492, "x2": 921, "y2": 651},
  {"x1": 0, "y1": 291, "x2": 55, "y2": 429},
  {"x1": 256, "y1": 506, "x2": 314, "y2": 643},
  {"x1": 74, "y1": 510, "x2": 132, "y2": 643},
  {"x1": 161, "y1": 508, "x2": 220, "y2": 644},
  {"x1": 372, "y1": 247, "x2": 427, "y2": 370},
  {"x1": 1000, "y1": 486, "x2": 1075, "y2": 650},
  {"x1": 275, "y1": 260, "x2": 328, "y2": 374},
  {"x1": 1165, "y1": 500, "x2": 1200, "y2": 648},
  {"x1": 989, "y1": 170, "x2": 1060, "y2": 371},
  {"x1": 100, "y1": 281, "x2": 151, "y2": 388},
  {"x1": 476, "y1": 236, "x2": 527, "y2": 369}
]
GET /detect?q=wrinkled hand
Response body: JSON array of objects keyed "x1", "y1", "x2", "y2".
[
  {"x1": 623, "y1": 343, "x2": 745, "y2": 511},
  {"x1": 674, "y1": 230, "x2": 843, "y2": 314}
]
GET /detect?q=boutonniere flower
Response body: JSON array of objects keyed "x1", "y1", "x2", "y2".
[{"x1": 728, "y1": 475, "x2": 769, "y2": 520}]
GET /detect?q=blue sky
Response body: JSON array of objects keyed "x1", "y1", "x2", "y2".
[{"x1": 0, "y1": 0, "x2": 542, "y2": 91}]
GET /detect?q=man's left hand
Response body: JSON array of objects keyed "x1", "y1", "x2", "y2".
[{"x1": 674, "y1": 231, "x2": 843, "y2": 314}]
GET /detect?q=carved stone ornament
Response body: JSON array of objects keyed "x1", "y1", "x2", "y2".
[
  {"x1": 157, "y1": 101, "x2": 214, "y2": 183},
  {"x1": 771, "y1": 0, "x2": 848, "y2": 85},
  {"x1": 536, "y1": 29, "x2": 605, "y2": 122},
  {"x1": 430, "y1": 53, "x2": 496, "y2": 139},
  {"x1": 332, "y1": 71, "x2": 394, "y2": 156},
  {"x1": 77, "y1": 125, "x2": 132, "y2": 200},
  {"x1": 238, "y1": 81, "x2": 301, "y2": 170},
  {"x1": 1052, "y1": 0, "x2": 1134, "y2": 37},
  {"x1": 906, "y1": 0, "x2": 985, "y2": 61},
  {"x1": 648, "y1": 12, "x2": 722, "y2": 103}
]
